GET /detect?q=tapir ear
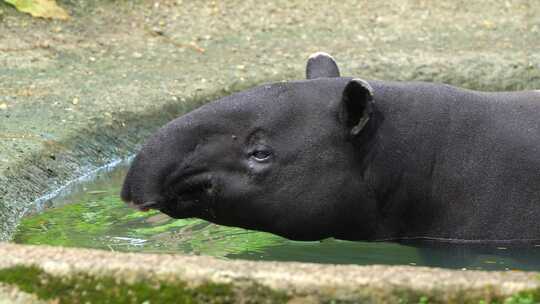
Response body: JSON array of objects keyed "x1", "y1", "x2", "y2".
[
  {"x1": 306, "y1": 52, "x2": 341, "y2": 79},
  {"x1": 341, "y1": 79, "x2": 374, "y2": 137}
]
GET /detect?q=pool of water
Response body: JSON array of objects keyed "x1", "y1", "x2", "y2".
[{"x1": 13, "y1": 162, "x2": 540, "y2": 271}]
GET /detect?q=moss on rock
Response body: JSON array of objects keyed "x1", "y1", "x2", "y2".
[{"x1": 0, "y1": 265, "x2": 290, "y2": 304}]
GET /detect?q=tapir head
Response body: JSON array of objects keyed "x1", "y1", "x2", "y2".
[{"x1": 121, "y1": 53, "x2": 379, "y2": 240}]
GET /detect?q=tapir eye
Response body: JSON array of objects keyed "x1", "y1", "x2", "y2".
[{"x1": 251, "y1": 150, "x2": 272, "y2": 162}]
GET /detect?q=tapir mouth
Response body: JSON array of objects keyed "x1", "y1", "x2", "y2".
[
  {"x1": 126, "y1": 200, "x2": 161, "y2": 212},
  {"x1": 125, "y1": 174, "x2": 214, "y2": 217}
]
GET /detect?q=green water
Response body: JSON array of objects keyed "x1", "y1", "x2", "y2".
[{"x1": 14, "y1": 164, "x2": 540, "y2": 271}]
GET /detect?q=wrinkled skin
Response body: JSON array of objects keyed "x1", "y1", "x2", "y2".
[{"x1": 122, "y1": 53, "x2": 540, "y2": 242}]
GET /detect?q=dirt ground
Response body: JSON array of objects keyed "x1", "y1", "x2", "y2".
[{"x1": 0, "y1": 0, "x2": 539, "y2": 240}]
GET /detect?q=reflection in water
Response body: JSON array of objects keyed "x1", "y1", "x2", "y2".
[
  {"x1": 13, "y1": 164, "x2": 540, "y2": 271},
  {"x1": 402, "y1": 240, "x2": 540, "y2": 271}
]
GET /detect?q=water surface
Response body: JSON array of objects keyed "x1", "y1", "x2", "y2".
[{"x1": 14, "y1": 164, "x2": 540, "y2": 271}]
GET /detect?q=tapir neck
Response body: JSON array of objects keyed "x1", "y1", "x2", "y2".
[{"x1": 363, "y1": 81, "x2": 457, "y2": 241}]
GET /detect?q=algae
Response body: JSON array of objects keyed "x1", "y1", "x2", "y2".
[
  {"x1": 501, "y1": 290, "x2": 539, "y2": 304},
  {"x1": 13, "y1": 192, "x2": 285, "y2": 256}
]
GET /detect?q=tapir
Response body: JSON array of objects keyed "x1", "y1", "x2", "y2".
[{"x1": 121, "y1": 52, "x2": 540, "y2": 243}]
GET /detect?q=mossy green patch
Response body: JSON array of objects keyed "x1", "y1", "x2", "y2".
[
  {"x1": 0, "y1": 265, "x2": 289, "y2": 304},
  {"x1": 14, "y1": 195, "x2": 148, "y2": 248},
  {"x1": 500, "y1": 289, "x2": 540, "y2": 304},
  {"x1": 13, "y1": 191, "x2": 285, "y2": 256},
  {"x1": 383, "y1": 285, "x2": 540, "y2": 304}
]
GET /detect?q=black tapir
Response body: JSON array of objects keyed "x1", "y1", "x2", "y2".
[{"x1": 121, "y1": 52, "x2": 540, "y2": 242}]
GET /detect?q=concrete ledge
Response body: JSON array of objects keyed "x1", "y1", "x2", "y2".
[{"x1": 0, "y1": 244, "x2": 538, "y2": 303}]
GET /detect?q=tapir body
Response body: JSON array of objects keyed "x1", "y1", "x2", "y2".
[{"x1": 122, "y1": 53, "x2": 540, "y2": 243}]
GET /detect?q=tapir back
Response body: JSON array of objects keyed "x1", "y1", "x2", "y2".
[{"x1": 368, "y1": 81, "x2": 540, "y2": 241}]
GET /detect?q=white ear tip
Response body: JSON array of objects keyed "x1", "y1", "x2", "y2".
[
  {"x1": 308, "y1": 51, "x2": 335, "y2": 60},
  {"x1": 351, "y1": 78, "x2": 374, "y2": 93}
]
